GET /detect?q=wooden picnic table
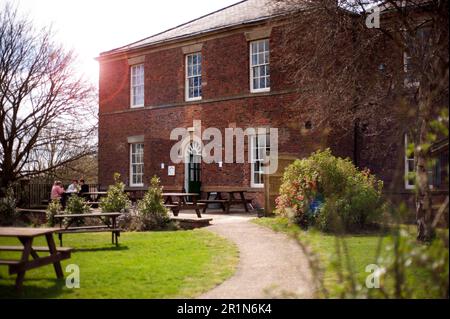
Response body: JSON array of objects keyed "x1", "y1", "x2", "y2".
[
  {"x1": 80, "y1": 191, "x2": 107, "y2": 204},
  {"x1": 54, "y1": 212, "x2": 122, "y2": 247},
  {"x1": 162, "y1": 193, "x2": 204, "y2": 218},
  {"x1": 201, "y1": 188, "x2": 252, "y2": 213},
  {"x1": 0, "y1": 227, "x2": 72, "y2": 291}
]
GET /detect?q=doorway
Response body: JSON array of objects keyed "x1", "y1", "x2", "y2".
[{"x1": 185, "y1": 141, "x2": 202, "y2": 194}]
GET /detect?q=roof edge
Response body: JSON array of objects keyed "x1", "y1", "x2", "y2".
[{"x1": 100, "y1": 0, "x2": 250, "y2": 57}]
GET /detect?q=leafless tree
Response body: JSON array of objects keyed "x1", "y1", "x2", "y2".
[
  {"x1": 0, "y1": 3, "x2": 97, "y2": 195},
  {"x1": 274, "y1": 0, "x2": 448, "y2": 241}
]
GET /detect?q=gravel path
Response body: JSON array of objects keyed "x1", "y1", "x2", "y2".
[{"x1": 198, "y1": 213, "x2": 314, "y2": 299}]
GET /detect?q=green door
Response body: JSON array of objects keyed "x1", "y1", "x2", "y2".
[{"x1": 187, "y1": 146, "x2": 201, "y2": 194}]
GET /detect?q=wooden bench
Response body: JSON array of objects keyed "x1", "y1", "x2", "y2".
[
  {"x1": 163, "y1": 193, "x2": 204, "y2": 218},
  {"x1": 197, "y1": 199, "x2": 229, "y2": 213},
  {"x1": 0, "y1": 227, "x2": 72, "y2": 291},
  {"x1": 200, "y1": 187, "x2": 254, "y2": 213},
  {"x1": 0, "y1": 246, "x2": 72, "y2": 252},
  {"x1": 54, "y1": 212, "x2": 122, "y2": 247},
  {"x1": 86, "y1": 201, "x2": 100, "y2": 207},
  {"x1": 0, "y1": 246, "x2": 72, "y2": 270},
  {"x1": 16, "y1": 208, "x2": 48, "y2": 225},
  {"x1": 165, "y1": 204, "x2": 180, "y2": 215},
  {"x1": 166, "y1": 201, "x2": 206, "y2": 216},
  {"x1": 16, "y1": 208, "x2": 47, "y2": 214}
]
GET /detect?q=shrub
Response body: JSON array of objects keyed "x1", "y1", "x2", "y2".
[
  {"x1": 65, "y1": 195, "x2": 90, "y2": 227},
  {"x1": 100, "y1": 173, "x2": 131, "y2": 213},
  {"x1": 276, "y1": 149, "x2": 384, "y2": 232},
  {"x1": 46, "y1": 199, "x2": 62, "y2": 227},
  {"x1": 0, "y1": 187, "x2": 17, "y2": 226},
  {"x1": 66, "y1": 194, "x2": 90, "y2": 214},
  {"x1": 135, "y1": 176, "x2": 172, "y2": 230}
]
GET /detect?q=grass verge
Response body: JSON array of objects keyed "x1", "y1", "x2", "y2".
[
  {"x1": 0, "y1": 229, "x2": 238, "y2": 298},
  {"x1": 253, "y1": 217, "x2": 445, "y2": 298}
]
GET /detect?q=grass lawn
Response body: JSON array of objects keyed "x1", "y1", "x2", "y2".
[
  {"x1": 0, "y1": 229, "x2": 238, "y2": 298},
  {"x1": 253, "y1": 217, "x2": 446, "y2": 298}
]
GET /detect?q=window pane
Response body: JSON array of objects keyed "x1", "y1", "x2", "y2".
[
  {"x1": 254, "y1": 172, "x2": 261, "y2": 184},
  {"x1": 253, "y1": 67, "x2": 260, "y2": 78},
  {"x1": 251, "y1": 42, "x2": 257, "y2": 54},
  {"x1": 131, "y1": 64, "x2": 144, "y2": 106},
  {"x1": 260, "y1": 77, "x2": 266, "y2": 89},
  {"x1": 258, "y1": 41, "x2": 265, "y2": 52},
  {"x1": 258, "y1": 53, "x2": 264, "y2": 65},
  {"x1": 186, "y1": 53, "x2": 202, "y2": 99},
  {"x1": 250, "y1": 40, "x2": 270, "y2": 91},
  {"x1": 253, "y1": 78, "x2": 259, "y2": 90},
  {"x1": 252, "y1": 54, "x2": 257, "y2": 66}
]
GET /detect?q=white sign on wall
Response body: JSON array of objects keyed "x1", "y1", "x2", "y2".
[{"x1": 168, "y1": 166, "x2": 175, "y2": 176}]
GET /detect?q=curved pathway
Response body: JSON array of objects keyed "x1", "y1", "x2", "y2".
[{"x1": 199, "y1": 213, "x2": 314, "y2": 299}]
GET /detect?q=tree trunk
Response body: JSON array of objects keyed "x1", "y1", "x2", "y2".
[{"x1": 415, "y1": 120, "x2": 435, "y2": 242}]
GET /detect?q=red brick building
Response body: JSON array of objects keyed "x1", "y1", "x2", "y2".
[{"x1": 97, "y1": 0, "x2": 448, "y2": 210}]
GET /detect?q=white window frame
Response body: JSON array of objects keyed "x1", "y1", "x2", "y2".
[
  {"x1": 404, "y1": 134, "x2": 415, "y2": 190},
  {"x1": 250, "y1": 132, "x2": 270, "y2": 188},
  {"x1": 185, "y1": 52, "x2": 202, "y2": 101},
  {"x1": 130, "y1": 143, "x2": 144, "y2": 187},
  {"x1": 404, "y1": 133, "x2": 436, "y2": 190},
  {"x1": 250, "y1": 39, "x2": 270, "y2": 93},
  {"x1": 130, "y1": 64, "x2": 144, "y2": 108},
  {"x1": 403, "y1": 52, "x2": 419, "y2": 88}
]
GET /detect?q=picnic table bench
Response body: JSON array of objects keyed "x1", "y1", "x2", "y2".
[
  {"x1": 54, "y1": 212, "x2": 122, "y2": 247},
  {"x1": 0, "y1": 227, "x2": 72, "y2": 291},
  {"x1": 200, "y1": 187, "x2": 254, "y2": 213},
  {"x1": 163, "y1": 193, "x2": 205, "y2": 218},
  {"x1": 16, "y1": 208, "x2": 47, "y2": 214},
  {"x1": 80, "y1": 191, "x2": 107, "y2": 207}
]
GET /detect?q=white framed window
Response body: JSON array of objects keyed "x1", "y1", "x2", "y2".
[
  {"x1": 250, "y1": 39, "x2": 270, "y2": 93},
  {"x1": 130, "y1": 64, "x2": 144, "y2": 107},
  {"x1": 130, "y1": 143, "x2": 144, "y2": 186},
  {"x1": 403, "y1": 52, "x2": 419, "y2": 88},
  {"x1": 404, "y1": 134, "x2": 415, "y2": 190},
  {"x1": 404, "y1": 133, "x2": 439, "y2": 190},
  {"x1": 250, "y1": 132, "x2": 270, "y2": 188},
  {"x1": 185, "y1": 52, "x2": 202, "y2": 101}
]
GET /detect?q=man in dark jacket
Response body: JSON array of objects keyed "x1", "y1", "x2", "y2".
[{"x1": 78, "y1": 179, "x2": 90, "y2": 200}]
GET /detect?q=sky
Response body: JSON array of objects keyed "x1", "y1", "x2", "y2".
[{"x1": 7, "y1": 0, "x2": 240, "y2": 86}]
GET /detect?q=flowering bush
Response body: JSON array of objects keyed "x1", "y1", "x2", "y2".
[
  {"x1": 100, "y1": 173, "x2": 131, "y2": 213},
  {"x1": 276, "y1": 149, "x2": 384, "y2": 232}
]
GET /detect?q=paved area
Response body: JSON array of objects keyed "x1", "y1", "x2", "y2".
[{"x1": 191, "y1": 211, "x2": 315, "y2": 299}]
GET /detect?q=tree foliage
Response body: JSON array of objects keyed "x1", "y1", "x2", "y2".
[
  {"x1": 274, "y1": 0, "x2": 449, "y2": 240},
  {"x1": 0, "y1": 3, "x2": 97, "y2": 195}
]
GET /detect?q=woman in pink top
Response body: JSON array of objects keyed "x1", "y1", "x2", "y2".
[{"x1": 51, "y1": 181, "x2": 65, "y2": 200}]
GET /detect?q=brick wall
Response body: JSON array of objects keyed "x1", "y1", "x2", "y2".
[{"x1": 97, "y1": 23, "x2": 424, "y2": 209}]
